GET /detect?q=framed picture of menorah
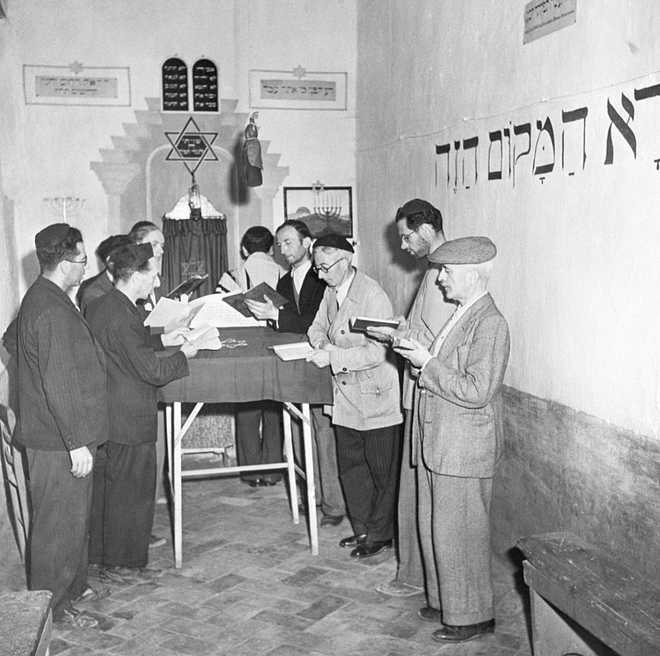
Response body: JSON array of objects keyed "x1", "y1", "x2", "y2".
[{"x1": 283, "y1": 186, "x2": 353, "y2": 238}]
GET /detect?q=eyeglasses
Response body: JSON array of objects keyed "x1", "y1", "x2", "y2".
[
  {"x1": 400, "y1": 230, "x2": 417, "y2": 243},
  {"x1": 312, "y1": 259, "x2": 343, "y2": 274},
  {"x1": 65, "y1": 256, "x2": 87, "y2": 265}
]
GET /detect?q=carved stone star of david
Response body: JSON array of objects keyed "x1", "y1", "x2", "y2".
[{"x1": 165, "y1": 116, "x2": 218, "y2": 175}]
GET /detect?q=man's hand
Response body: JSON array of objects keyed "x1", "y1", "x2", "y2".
[
  {"x1": 306, "y1": 348, "x2": 331, "y2": 368},
  {"x1": 69, "y1": 445, "x2": 93, "y2": 478},
  {"x1": 161, "y1": 327, "x2": 189, "y2": 347},
  {"x1": 392, "y1": 337, "x2": 432, "y2": 369},
  {"x1": 245, "y1": 296, "x2": 279, "y2": 322},
  {"x1": 366, "y1": 315, "x2": 409, "y2": 342},
  {"x1": 180, "y1": 340, "x2": 199, "y2": 359}
]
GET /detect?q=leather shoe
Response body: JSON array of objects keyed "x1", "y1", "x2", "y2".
[
  {"x1": 417, "y1": 606, "x2": 443, "y2": 622},
  {"x1": 339, "y1": 533, "x2": 367, "y2": 548},
  {"x1": 350, "y1": 539, "x2": 393, "y2": 559},
  {"x1": 320, "y1": 514, "x2": 344, "y2": 527},
  {"x1": 431, "y1": 619, "x2": 495, "y2": 643}
]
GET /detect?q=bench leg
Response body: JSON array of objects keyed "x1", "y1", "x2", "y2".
[{"x1": 530, "y1": 590, "x2": 603, "y2": 656}]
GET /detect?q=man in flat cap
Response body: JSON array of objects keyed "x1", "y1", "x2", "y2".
[
  {"x1": 14, "y1": 223, "x2": 108, "y2": 628},
  {"x1": 86, "y1": 244, "x2": 197, "y2": 583},
  {"x1": 373, "y1": 198, "x2": 454, "y2": 600},
  {"x1": 394, "y1": 236, "x2": 510, "y2": 644},
  {"x1": 307, "y1": 233, "x2": 402, "y2": 558}
]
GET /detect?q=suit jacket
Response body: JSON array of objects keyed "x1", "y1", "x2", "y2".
[
  {"x1": 87, "y1": 288, "x2": 189, "y2": 445},
  {"x1": 401, "y1": 267, "x2": 454, "y2": 410},
  {"x1": 78, "y1": 269, "x2": 113, "y2": 316},
  {"x1": 413, "y1": 293, "x2": 510, "y2": 478},
  {"x1": 14, "y1": 276, "x2": 109, "y2": 451},
  {"x1": 308, "y1": 270, "x2": 402, "y2": 431},
  {"x1": 276, "y1": 266, "x2": 326, "y2": 334}
]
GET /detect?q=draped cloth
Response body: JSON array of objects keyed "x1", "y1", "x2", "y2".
[{"x1": 161, "y1": 217, "x2": 228, "y2": 298}]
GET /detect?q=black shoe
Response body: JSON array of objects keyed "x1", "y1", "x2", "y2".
[
  {"x1": 417, "y1": 606, "x2": 443, "y2": 622},
  {"x1": 339, "y1": 533, "x2": 367, "y2": 548},
  {"x1": 431, "y1": 619, "x2": 495, "y2": 643},
  {"x1": 350, "y1": 539, "x2": 393, "y2": 559},
  {"x1": 320, "y1": 514, "x2": 344, "y2": 527}
]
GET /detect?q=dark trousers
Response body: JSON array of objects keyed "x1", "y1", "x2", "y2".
[
  {"x1": 26, "y1": 448, "x2": 93, "y2": 619},
  {"x1": 89, "y1": 442, "x2": 156, "y2": 568},
  {"x1": 235, "y1": 401, "x2": 283, "y2": 483},
  {"x1": 334, "y1": 424, "x2": 401, "y2": 544}
]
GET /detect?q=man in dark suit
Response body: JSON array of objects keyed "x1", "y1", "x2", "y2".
[
  {"x1": 14, "y1": 223, "x2": 109, "y2": 628},
  {"x1": 78, "y1": 233, "x2": 132, "y2": 315},
  {"x1": 86, "y1": 244, "x2": 197, "y2": 581},
  {"x1": 394, "y1": 236, "x2": 510, "y2": 644},
  {"x1": 246, "y1": 220, "x2": 346, "y2": 525}
]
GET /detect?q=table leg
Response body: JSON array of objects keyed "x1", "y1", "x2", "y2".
[
  {"x1": 282, "y1": 406, "x2": 299, "y2": 524},
  {"x1": 301, "y1": 403, "x2": 319, "y2": 555},
  {"x1": 165, "y1": 404, "x2": 173, "y2": 494},
  {"x1": 173, "y1": 401, "x2": 183, "y2": 569}
]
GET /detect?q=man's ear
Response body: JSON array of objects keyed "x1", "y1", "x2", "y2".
[
  {"x1": 302, "y1": 237, "x2": 312, "y2": 251},
  {"x1": 417, "y1": 223, "x2": 435, "y2": 243}
]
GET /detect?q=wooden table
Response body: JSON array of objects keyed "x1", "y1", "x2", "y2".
[{"x1": 160, "y1": 327, "x2": 332, "y2": 567}]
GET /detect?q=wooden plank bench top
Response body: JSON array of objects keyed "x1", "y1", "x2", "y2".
[
  {"x1": 518, "y1": 531, "x2": 660, "y2": 656},
  {"x1": 0, "y1": 590, "x2": 52, "y2": 656}
]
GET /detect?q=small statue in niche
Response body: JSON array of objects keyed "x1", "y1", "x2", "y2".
[{"x1": 242, "y1": 112, "x2": 263, "y2": 187}]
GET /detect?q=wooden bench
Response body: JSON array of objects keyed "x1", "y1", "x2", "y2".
[
  {"x1": 0, "y1": 590, "x2": 52, "y2": 656},
  {"x1": 517, "y1": 532, "x2": 660, "y2": 656}
]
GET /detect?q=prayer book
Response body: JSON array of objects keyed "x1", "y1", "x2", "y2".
[
  {"x1": 222, "y1": 282, "x2": 289, "y2": 318},
  {"x1": 349, "y1": 316, "x2": 401, "y2": 333},
  {"x1": 166, "y1": 273, "x2": 209, "y2": 299},
  {"x1": 270, "y1": 341, "x2": 315, "y2": 361}
]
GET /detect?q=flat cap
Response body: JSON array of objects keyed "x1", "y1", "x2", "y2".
[
  {"x1": 35, "y1": 223, "x2": 71, "y2": 249},
  {"x1": 107, "y1": 242, "x2": 154, "y2": 271},
  {"x1": 428, "y1": 236, "x2": 496, "y2": 265},
  {"x1": 313, "y1": 233, "x2": 354, "y2": 253}
]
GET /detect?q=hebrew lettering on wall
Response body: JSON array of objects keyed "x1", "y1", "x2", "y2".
[{"x1": 433, "y1": 72, "x2": 660, "y2": 191}]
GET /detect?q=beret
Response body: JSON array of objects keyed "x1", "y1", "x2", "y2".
[
  {"x1": 428, "y1": 236, "x2": 496, "y2": 265},
  {"x1": 313, "y1": 232, "x2": 354, "y2": 253},
  {"x1": 397, "y1": 198, "x2": 439, "y2": 218},
  {"x1": 107, "y1": 242, "x2": 154, "y2": 271},
  {"x1": 35, "y1": 223, "x2": 71, "y2": 249}
]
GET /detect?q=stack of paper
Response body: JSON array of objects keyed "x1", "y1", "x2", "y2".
[
  {"x1": 188, "y1": 293, "x2": 264, "y2": 328},
  {"x1": 271, "y1": 341, "x2": 314, "y2": 361}
]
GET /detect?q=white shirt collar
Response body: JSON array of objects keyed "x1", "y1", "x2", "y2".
[{"x1": 291, "y1": 259, "x2": 311, "y2": 293}]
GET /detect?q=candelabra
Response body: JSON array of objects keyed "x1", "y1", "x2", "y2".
[{"x1": 43, "y1": 196, "x2": 86, "y2": 222}]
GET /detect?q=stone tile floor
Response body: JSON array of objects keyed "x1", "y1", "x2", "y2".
[{"x1": 49, "y1": 471, "x2": 533, "y2": 656}]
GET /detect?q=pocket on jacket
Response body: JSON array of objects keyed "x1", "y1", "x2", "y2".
[{"x1": 358, "y1": 371, "x2": 395, "y2": 417}]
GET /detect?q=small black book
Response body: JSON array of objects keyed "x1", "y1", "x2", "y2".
[
  {"x1": 166, "y1": 273, "x2": 209, "y2": 299},
  {"x1": 222, "y1": 282, "x2": 289, "y2": 318},
  {"x1": 349, "y1": 316, "x2": 401, "y2": 333}
]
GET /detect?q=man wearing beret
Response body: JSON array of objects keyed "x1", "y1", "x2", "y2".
[
  {"x1": 14, "y1": 223, "x2": 108, "y2": 628},
  {"x1": 394, "y1": 236, "x2": 510, "y2": 643},
  {"x1": 86, "y1": 244, "x2": 197, "y2": 582},
  {"x1": 307, "y1": 233, "x2": 402, "y2": 558}
]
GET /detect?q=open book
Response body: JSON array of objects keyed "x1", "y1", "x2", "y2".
[
  {"x1": 222, "y1": 282, "x2": 289, "y2": 318},
  {"x1": 270, "y1": 341, "x2": 314, "y2": 361}
]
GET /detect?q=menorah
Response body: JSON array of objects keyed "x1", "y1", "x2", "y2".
[
  {"x1": 313, "y1": 192, "x2": 342, "y2": 219},
  {"x1": 43, "y1": 196, "x2": 86, "y2": 222}
]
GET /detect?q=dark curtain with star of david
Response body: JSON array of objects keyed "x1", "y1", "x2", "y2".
[{"x1": 161, "y1": 218, "x2": 227, "y2": 298}]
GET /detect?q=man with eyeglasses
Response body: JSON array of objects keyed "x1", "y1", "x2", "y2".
[
  {"x1": 307, "y1": 233, "x2": 402, "y2": 559},
  {"x1": 245, "y1": 220, "x2": 346, "y2": 526},
  {"x1": 13, "y1": 223, "x2": 109, "y2": 629},
  {"x1": 370, "y1": 199, "x2": 453, "y2": 607}
]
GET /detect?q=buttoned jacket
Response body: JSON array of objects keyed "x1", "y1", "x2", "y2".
[
  {"x1": 87, "y1": 288, "x2": 189, "y2": 445},
  {"x1": 15, "y1": 276, "x2": 109, "y2": 451},
  {"x1": 413, "y1": 293, "x2": 510, "y2": 477},
  {"x1": 308, "y1": 270, "x2": 402, "y2": 431}
]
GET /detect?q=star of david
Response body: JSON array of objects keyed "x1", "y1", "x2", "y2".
[
  {"x1": 165, "y1": 117, "x2": 218, "y2": 175},
  {"x1": 68, "y1": 61, "x2": 84, "y2": 74},
  {"x1": 292, "y1": 65, "x2": 307, "y2": 79}
]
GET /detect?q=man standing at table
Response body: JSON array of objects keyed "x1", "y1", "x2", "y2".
[
  {"x1": 394, "y1": 236, "x2": 510, "y2": 644},
  {"x1": 87, "y1": 243, "x2": 197, "y2": 581},
  {"x1": 246, "y1": 220, "x2": 346, "y2": 526},
  {"x1": 14, "y1": 223, "x2": 108, "y2": 628},
  {"x1": 307, "y1": 234, "x2": 402, "y2": 558}
]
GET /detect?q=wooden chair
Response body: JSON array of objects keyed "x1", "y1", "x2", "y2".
[{"x1": 1, "y1": 406, "x2": 29, "y2": 562}]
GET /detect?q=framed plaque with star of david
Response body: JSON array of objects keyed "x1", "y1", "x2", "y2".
[{"x1": 249, "y1": 69, "x2": 347, "y2": 110}]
